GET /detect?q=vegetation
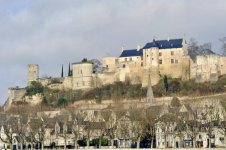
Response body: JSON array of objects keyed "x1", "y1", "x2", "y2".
[
  {"x1": 170, "y1": 97, "x2": 181, "y2": 107},
  {"x1": 61, "y1": 64, "x2": 64, "y2": 77},
  {"x1": 153, "y1": 75, "x2": 226, "y2": 97},
  {"x1": 27, "y1": 75, "x2": 226, "y2": 107},
  {"x1": 26, "y1": 81, "x2": 44, "y2": 96}
]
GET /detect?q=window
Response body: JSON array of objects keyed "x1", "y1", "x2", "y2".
[
  {"x1": 106, "y1": 65, "x2": 108, "y2": 68},
  {"x1": 171, "y1": 51, "x2": 174, "y2": 55},
  {"x1": 175, "y1": 60, "x2": 178, "y2": 64},
  {"x1": 141, "y1": 62, "x2": 143, "y2": 67},
  {"x1": 147, "y1": 55, "x2": 149, "y2": 57},
  {"x1": 123, "y1": 64, "x2": 126, "y2": 68},
  {"x1": 171, "y1": 59, "x2": 174, "y2": 64},
  {"x1": 125, "y1": 58, "x2": 127, "y2": 61},
  {"x1": 159, "y1": 59, "x2": 162, "y2": 64},
  {"x1": 159, "y1": 52, "x2": 162, "y2": 56},
  {"x1": 130, "y1": 57, "x2": 132, "y2": 61}
]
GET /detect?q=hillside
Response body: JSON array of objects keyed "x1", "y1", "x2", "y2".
[{"x1": 10, "y1": 74, "x2": 226, "y2": 109}]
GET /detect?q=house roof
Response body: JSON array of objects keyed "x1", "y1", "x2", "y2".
[
  {"x1": 119, "y1": 49, "x2": 142, "y2": 57},
  {"x1": 143, "y1": 39, "x2": 183, "y2": 49},
  {"x1": 119, "y1": 38, "x2": 183, "y2": 57}
]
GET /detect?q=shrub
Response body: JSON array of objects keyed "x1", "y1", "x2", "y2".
[
  {"x1": 171, "y1": 97, "x2": 181, "y2": 107},
  {"x1": 57, "y1": 97, "x2": 68, "y2": 106},
  {"x1": 26, "y1": 81, "x2": 44, "y2": 96}
]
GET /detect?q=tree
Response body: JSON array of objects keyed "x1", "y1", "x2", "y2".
[
  {"x1": 142, "y1": 108, "x2": 159, "y2": 148},
  {"x1": 188, "y1": 38, "x2": 199, "y2": 60},
  {"x1": 202, "y1": 104, "x2": 220, "y2": 148},
  {"x1": 68, "y1": 63, "x2": 72, "y2": 76},
  {"x1": 220, "y1": 37, "x2": 226, "y2": 54},
  {"x1": 27, "y1": 118, "x2": 45, "y2": 150},
  {"x1": 171, "y1": 97, "x2": 181, "y2": 108},
  {"x1": 90, "y1": 59, "x2": 102, "y2": 73},
  {"x1": 26, "y1": 81, "x2": 44, "y2": 96},
  {"x1": 129, "y1": 109, "x2": 146, "y2": 148},
  {"x1": 57, "y1": 97, "x2": 68, "y2": 107},
  {"x1": 61, "y1": 64, "x2": 64, "y2": 77},
  {"x1": 0, "y1": 117, "x2": 18, "y2": 150},
  {"x1": 163, "y1": 75, "x2": 169, "y2": 92}
]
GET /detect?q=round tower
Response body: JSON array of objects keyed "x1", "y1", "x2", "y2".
[{"x1": 28, "y1": 64, "x2": 39, "y2": 85}]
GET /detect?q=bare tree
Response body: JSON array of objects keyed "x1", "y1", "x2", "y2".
[
  {"x1": 101, "y1": 110, "x2": 117, "y2": 148},
  {"x1": 129, "y1": 109, "x2": 146, "y2": 148},
  {"x1": 115, "y1": 111, "x2": 131, "y2": 148},
  {"x1": 220, "y1": 37, "x2": 226, "y2": 54},
  {"x1": 0, "y1": 117, "x2": 18, "y2": 150},
  {"x1": 202, "y1": 105, "x2": 220, "y2": 148}
]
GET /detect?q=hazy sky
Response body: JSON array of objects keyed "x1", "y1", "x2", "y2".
[{"x1": 0, "y1": 0, "x2": 226, "y2": 104}]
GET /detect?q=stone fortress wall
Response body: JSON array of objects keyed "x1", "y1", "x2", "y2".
[{"x1": 5, "y1": 37, "x2": 226, "y2": 108}]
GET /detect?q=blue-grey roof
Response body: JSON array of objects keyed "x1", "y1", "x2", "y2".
[
  {"x1": 142, "y1": 38, "x2": 183, "y2": 49},
  {"x1": 119, "y1": 49, "x2": 143, "y2": 57},
  {"x1": 119, "y1": 38, "x2": 183, "y2": 57}
]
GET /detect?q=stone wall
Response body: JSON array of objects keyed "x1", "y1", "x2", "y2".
[
  {"x1": 24, "y1": 94, "x2": 43, "y2": 105},
  {"x1": 8, "y1": 87, "x2": 26, "y2": 102},
  {"x1": 103, "y1": 57, "x2": 118, "y2": 72},
  {"x1": 63, "y1": 76, "x2": 73, "y2": 89},
  {"x1": 72, "y1": 62, "x2": 93, "y2": 90}
]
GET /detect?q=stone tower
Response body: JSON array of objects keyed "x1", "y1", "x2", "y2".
[
  {"x1": 72, "y1": 61, "x2": 93, "y2": 90},
  {"x1": 28, "y1": 64, "x2": 39, "y2": 85}
]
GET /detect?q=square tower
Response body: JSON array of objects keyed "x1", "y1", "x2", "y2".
[{"x1": 28, "y1": 64, "x2": 39, "y2": 85}]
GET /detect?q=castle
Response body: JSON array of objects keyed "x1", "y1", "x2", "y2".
[{"x1": 5, "y1": 36, "x2": 226, "y2": 107}]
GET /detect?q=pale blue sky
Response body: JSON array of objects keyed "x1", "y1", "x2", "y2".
[{"x1": 0, "y1": 0, "x2": 226, "y2": 104}]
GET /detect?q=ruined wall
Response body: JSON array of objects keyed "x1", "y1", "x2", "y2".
[
  {"x1": 95, "y1": 72, "x2": 117, "y2": 86},
  {"x1": 196, "y1": 55, "x2": 219, "y2": 83},
  {"x1": 8, "y1": 87, "x2": 26, "y2": 102}
]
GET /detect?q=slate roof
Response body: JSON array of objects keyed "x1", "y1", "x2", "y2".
[
  {"x1": 119, "y1": 49, "x2": 143, "y2": 57},
  {"x1": 119, "y1": 38, "x2": 183, "y2": 57},
  {"x1": 143, "y1": 39, "x2": 183, "y2": 49}
]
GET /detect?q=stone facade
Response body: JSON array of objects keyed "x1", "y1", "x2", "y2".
[
  {"x1": 192, "y1": 54, "x2": 226, "y2": 83},
  {"x1": 72, "y1": 61, "x2": 93, "y2": 90}
]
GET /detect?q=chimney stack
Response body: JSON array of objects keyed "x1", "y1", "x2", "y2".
[{"x1": 137, "y1": 44, "x2": 141, "y2": 51}]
